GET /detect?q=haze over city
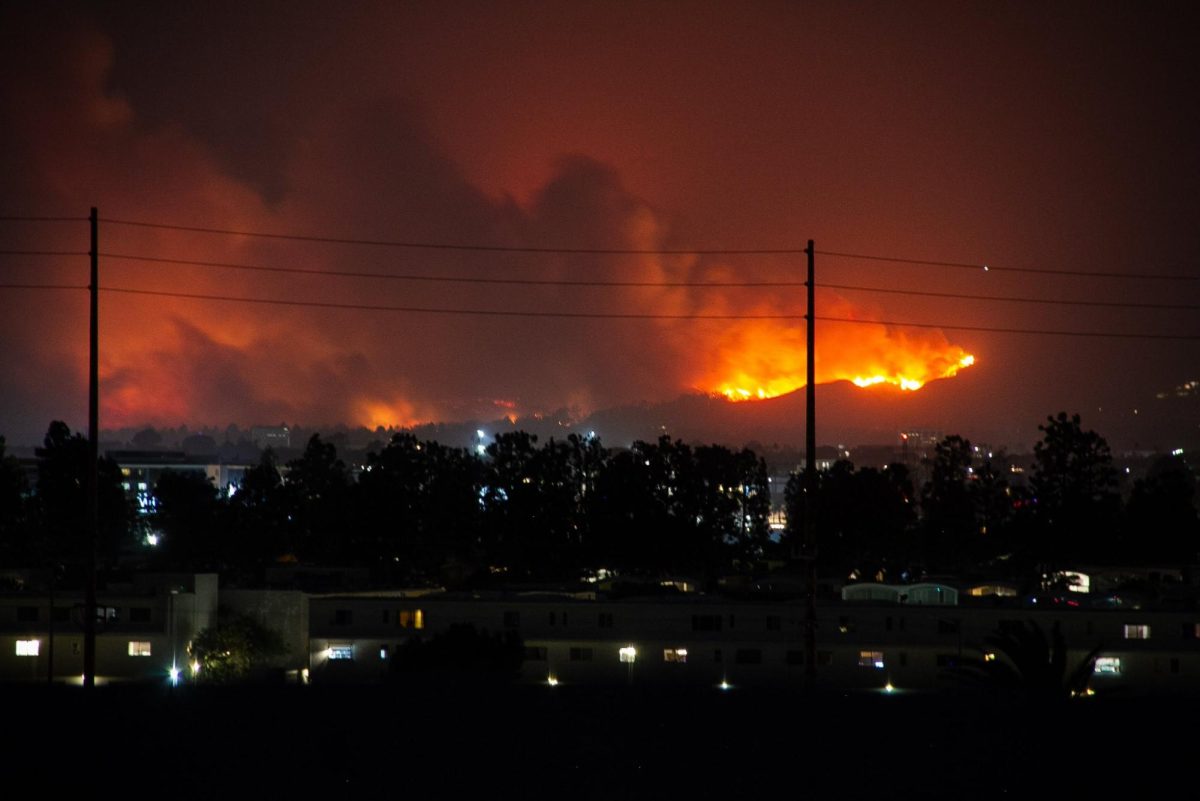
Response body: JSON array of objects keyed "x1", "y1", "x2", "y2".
[{"x1": 2, "y1": 2, "x2": 1197, "y2": 451}]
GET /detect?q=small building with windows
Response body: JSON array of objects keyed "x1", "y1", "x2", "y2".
[
  {"x1": 0, "y1": 573, "x2": 218, "y2": 684},
  {"x1": 306, "y1": 589, "x2": 1200, "y2": 695}
]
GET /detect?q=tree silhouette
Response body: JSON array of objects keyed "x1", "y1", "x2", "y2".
[
  {"x1": 1123, "y1": 455, "x2": 1200, "y2": 565},
  {"x1": 35, "y1": 421, "x2": 134, "y2": 568},
  {"x1": 920, "y1": 435, "x2": 976, "y2": 571},
  {"x1": 285, "y1": 434, "x2": 350, "y2": 563},
  {"x1": 786, "y1": 459, "x2": 915, "y2": 581},
  {"x1": 152, "y1": 469, "x2": 224, "y2": 569},
  {"x1": 948, "y1": 619, "x2": 1103, "y2": 702},
  {"x1": 228, "y1": 448, "x2": 289, "y2": 568},
  {"x1": 1031, "y1": 413, "x2": 1119, "y2": 566},
  {"x1": 0, "y1": 435, "x2": 33, "y2": 565}
]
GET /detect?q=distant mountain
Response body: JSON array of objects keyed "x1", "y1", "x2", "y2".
[
  {"x1": 574, "y1": 369, "x2": 1200, "y2": 453},
  {"x1": 88, "y1": 372, "x2": 1199, "y2": 456}
]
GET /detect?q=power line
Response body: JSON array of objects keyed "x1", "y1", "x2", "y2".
[
  {"x1": 822, "y1": 282, "x2": 1199, "y2": 311},
  {"x1": 99, "y1": 284, "x2": 1200, "y2": 339},
  {"x1": 0, "y1": 250, "x2": 90, "y2": 257},
  {"x1": 100, "y1": 250, "x2": 1198, "y2": 310},
  {"x1": 0, "y1": 283, "x2": 86, "y2": 291},
  {"x1": 100, "y1": 286, "x2": 806, "y2": 320},
  {"x1": 817, "y1": 249, "x2": 1198, "y2": 282},
  {"x1": 99, "y1": 252, "x2": 806, "y2": 287},
  {"x1": 817, "y1": 315, "x2": 1200, "y2": 341},
  {"x1": 100, "y1": 217, "x2": 809, "y2": 255},
  {"x1": 99, "y1": 215, "x2": 1199, "y2": 280},
  {"x1": 0, "y1": 215, "x2": 88, "y2": 222}
]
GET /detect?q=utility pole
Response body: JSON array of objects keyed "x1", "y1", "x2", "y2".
[
  {"x1": 84, "y1": 207, "x2": 98, "y2": 688},
  {"x1": 803, "y1": 240, "x2": 817, "y2": 685}
]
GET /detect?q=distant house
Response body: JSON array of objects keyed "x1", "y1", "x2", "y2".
[{"x1": 841, "y1": 582, "x2": 959, "y2": 605}]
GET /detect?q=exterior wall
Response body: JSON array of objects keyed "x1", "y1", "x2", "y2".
[
  {"x1": 307, "y1": 593, "x2": 1200, "y2": 694},
  {"x1": 0, "y1": 573, "x2": 218, "y2": 683}
]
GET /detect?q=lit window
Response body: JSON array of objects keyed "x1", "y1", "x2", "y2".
[
  {"x1": 128, "y1": 641, "x2": 151, "y2": 657},
  {"x1": 397, "y1": 609, "x2": 424, "y2": 629},
  {"x1": 379, "y1": 646, "x2": 389, "y2": 660},
  {"x1": 1123, "y1": 624, "x2": 1150, "y2": 640},
  {"x1": 16, "y1": 640, "x2": 39, "y2": 657},
  {"x1": 663, "y1": 648, "x2": 687, "y2": 663},
  {"x1": 1094, "y1": 657, "x2": 1122, "y2": 675},
  {"x1": 328, "y1": 646, "x2": 353, "y2": 660},
  {"x1": 619, "y1": 646, "x2": 637, "y2": 663},
  {"x1": 859, "y1": 650, "x2": 885, "y2": 669}
]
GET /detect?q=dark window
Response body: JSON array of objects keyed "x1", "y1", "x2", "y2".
[
  {"x1": 503, "y1": 611, "x2": 520, "y2": 628},
  {"x1": 728, "y1": 614, "x2": 736, "y2": 630},
  {"x1": 569, "y1": 647, "x2": 593, "y2": 662},
  {"x1": 128, "y1": 607, "x2": 151, "y2": 623},
  {"x1": 525, "y1": 646, "x2": 548, "y2": 661},
  {"x1": 51, "y1": 607, "x2": 69, "y2": 623},
  {"x1": 885, "y1": 616, "x2": 893, "y2": 632},
  {"x1": 382, "y1": 609, "x2": 390, "y2": 624},
  {"x1": 786, "y1": 650, "x2": 804, "y2": 665},
  {"x1": 766, "y1": 615, "x2": 781, "y2": 631},
  {"x1": 937, "y1": 619, "x2": 960, "y2": 635},
  {"x1": 735, "y1": 649, "x2": 762, "y2": 665},
  {"x1": 817, "y1": 651, "x2": 833, "y2": 666},
  {"x1": 936, "y1": 654, "x2": 959, "y2": 668},
  {"x1": 692, "y1": 615, "x2": 722, "y2": 631},
  {"x1": 16, "y1": 606, "x2": 38, "y2": 622},
  {"x1": 333, "y1": 609, "x2": 352, "y2": 625},
  {"x1": 714, "y1": 649, "x2": 723, "y2": 663},
  {"x1": 1172, "y1": 658, "x2": 1181, "y2": 674},
  {"x1": 899, "y1": 651, "x2": 908, "y2": 667},
  {"x1": 598, "y1": 613, "x2": 613, "y2": 628},
  {"x1": 548, "y1": 612, "x2": 557, "y2": 626}
]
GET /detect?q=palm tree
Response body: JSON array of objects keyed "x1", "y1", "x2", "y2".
[{"x1": 947, "y1": 619, "x2": 1103, "y2": 701}]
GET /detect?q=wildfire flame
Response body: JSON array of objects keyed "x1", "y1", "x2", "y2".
[{"x1": 703, "y1": 316, "x2": 976, "y2": 402}]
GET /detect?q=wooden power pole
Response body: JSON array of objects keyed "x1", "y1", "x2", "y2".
[
  {"x1": 804, "y1": 240, "x2": 817, "y2": 684},
  {"x1": 84, "y1": 207, "x2": 98, "y2": 688}
]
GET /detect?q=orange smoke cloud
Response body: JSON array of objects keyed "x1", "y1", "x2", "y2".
[{"x1": 1, "y1": 17, "x2": 978, "y2": 438}]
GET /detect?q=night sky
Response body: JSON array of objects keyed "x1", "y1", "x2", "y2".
[{"x1": 1, "y1": 2, "x2": 1197, "y2": 449}]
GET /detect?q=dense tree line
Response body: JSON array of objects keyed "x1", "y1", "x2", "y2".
[
  {"x1": 149, "y1": 431, "x2": 771, "y2": 586},
  {"x1": 1, "y1": 413, "x2": 1197, "y2": 590},
  {"x1": 785, "y1": 412, "x2": 1200, "y2": 585},
  {"x1": 0, "y1": 423, "x2": 137, "y2": 581}
]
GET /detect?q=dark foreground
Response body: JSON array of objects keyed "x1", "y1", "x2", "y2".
[{"x1": 2, "y1": 682, "x2": 1186, "y2": 798}]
